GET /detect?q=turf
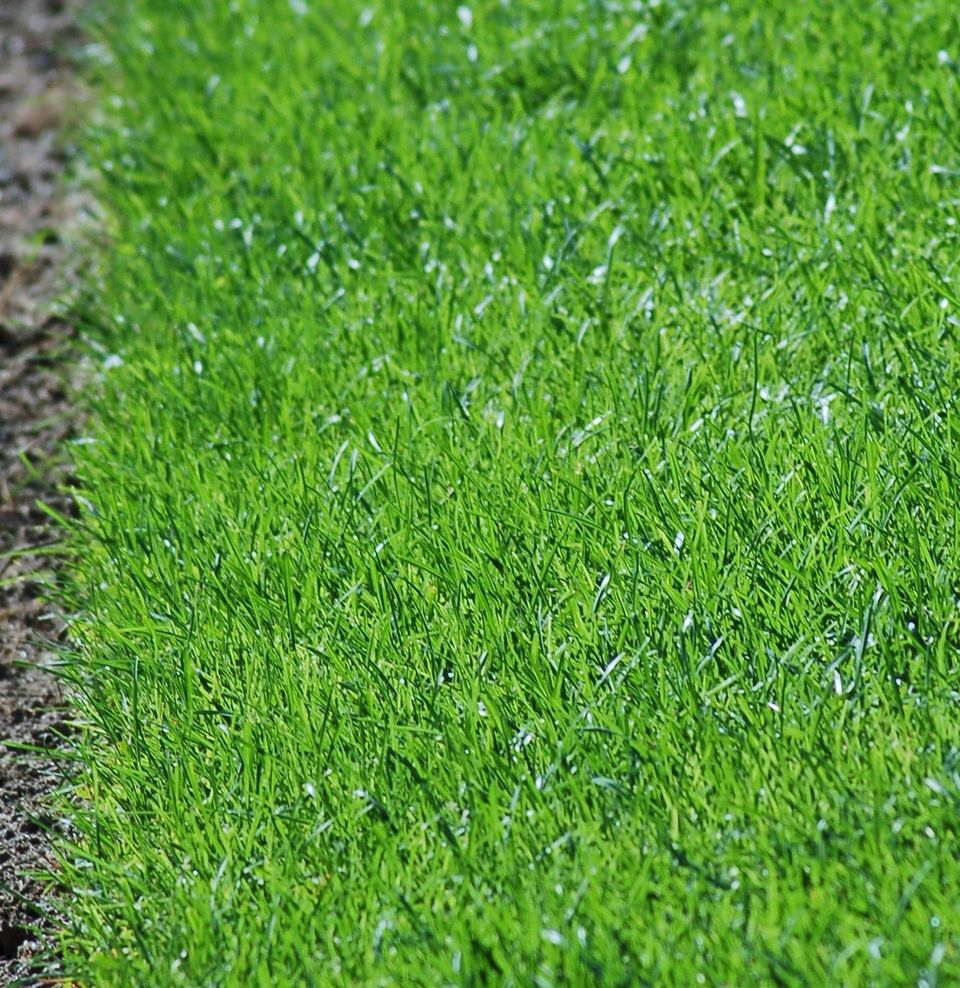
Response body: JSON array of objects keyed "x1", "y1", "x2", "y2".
[{"x1": 55, "y1": 0, "x2": 960, "y2": 983}]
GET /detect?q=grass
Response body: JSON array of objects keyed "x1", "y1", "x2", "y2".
[{"x1": 52, "y1": 0, "x2": 960, "y2": 983}]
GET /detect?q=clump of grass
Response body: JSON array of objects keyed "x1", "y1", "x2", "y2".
[{"x1": 57, "y1": 0, "x2": 960, "y2": 983}]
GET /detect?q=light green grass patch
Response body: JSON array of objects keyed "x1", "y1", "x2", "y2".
[{"x1": 58, "y1": 0, "x2": 960, "y2": 983}]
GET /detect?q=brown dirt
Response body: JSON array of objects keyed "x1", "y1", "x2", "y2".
[{"x1": 1, "y1": 0, "x2": 86, "y2": 982}]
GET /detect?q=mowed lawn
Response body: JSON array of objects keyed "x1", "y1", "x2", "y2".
[{"x1": 59, "y1": 0, "x2": 960, "y2": 983}]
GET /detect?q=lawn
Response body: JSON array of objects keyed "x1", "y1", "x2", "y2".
[{"x1": 56, "y1": 0, "x2": 960, "y2": 983}]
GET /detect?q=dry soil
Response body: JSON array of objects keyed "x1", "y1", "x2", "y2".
[{"x1": 0, "y1": 0, "x2": 85, "y2": 980}]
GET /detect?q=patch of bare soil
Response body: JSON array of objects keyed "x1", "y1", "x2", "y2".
[{"x1": 1, "y1": 0, "x2": 86, "y2": 981}]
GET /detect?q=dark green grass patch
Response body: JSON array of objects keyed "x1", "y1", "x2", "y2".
[{"x1": 57, "y1": 0, "x2": 960, "y2": 983}]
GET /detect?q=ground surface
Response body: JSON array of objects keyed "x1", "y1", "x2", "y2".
[
  {"x1": 0, "y1": 0, "x2": 82, "y2": 981},
  {"x1": 50, "y1": 0, "x2": 960, "y2": 984}
]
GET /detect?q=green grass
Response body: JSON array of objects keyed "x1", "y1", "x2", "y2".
[{"x1": 54, "y1": 0, "x2": 960, "y2": 983}]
